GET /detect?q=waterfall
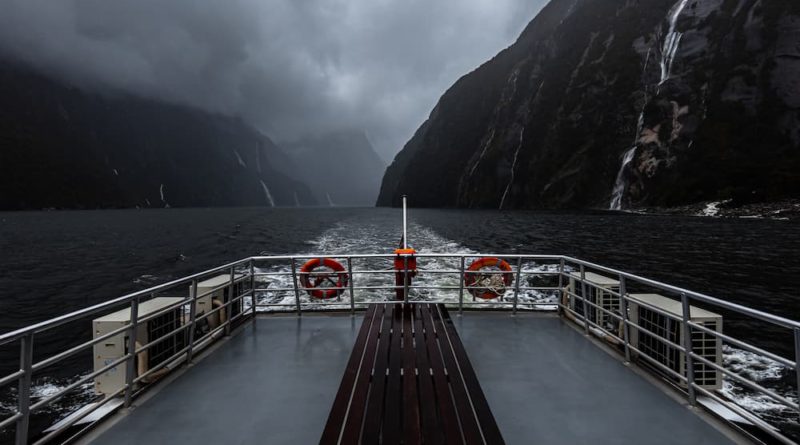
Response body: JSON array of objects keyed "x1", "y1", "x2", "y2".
[
  {"x1": 326, "y1": 192, "x2": 335, "y2": 207},
  {"x1": 609, "y1": 147, "x2": 637, "y2": 210},
  {"x1": 255, "y1": 142, "x2": 262, "y2": 173},
  {"x1": 233, "y1": 150, "x2": 246, "y2": 168},
  {"x1": 499, "y1": 127, "x2": 525, "y2": 210},
  {"x1": 159, "y1": 184, "x2": 170, "y2": 207},
  {"x1": 608, "y1": 0, "x2": 687, "y2": 210},
  {"x1": 659, "y1": 0, "x2": 690, "y2": 85},
  {"x1": 468, "y1": 128, "x2": 495, "y2": 177},
  {"x1": 294, "y1": 192, "x2": 300, "y2": 207},
  {"x1": 259, "y1": 180, "x2": 276, "y2": 207}
]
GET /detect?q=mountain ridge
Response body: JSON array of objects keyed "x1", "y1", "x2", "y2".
[
  {"x1": 377, "y1": 0, "x2": 800, "y2": 210},
  {"x1": 0, "y1": 59, "x2": 317, "y2": 210}
]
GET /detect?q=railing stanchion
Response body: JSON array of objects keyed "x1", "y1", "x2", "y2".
[
  {"x1": 250, "y1": 259, "x2": 257, "y2": 320},
  {"x1": 347, "y1": 257, "x2": 355, "y2": 315},
  {"x1": 681, "y1": 292, "x2": 697, "y2": 406},
  {"x1": 558, "y1": 258, "x2": 565, "y2": 316},
  {"x1": 458, "y1": 256, "x2": 465, "y2": 316},
  {"x1": 403, "y1": 256, "x2": 410, "y2": 304},
  {"x1": 794, "y1": 327, "x2": 800, "y2": 417},
  {"x1": 225, "y1": 266, "x2": 235, "y2": 336},
  {"x1": 15, "y1": 333, "x2": 33, "y2": 445},
  {"x1": 186, "y1": 280, "x2": 198, "y2": 364},
  {"x1": 512, "y1": 258, "x2": 522, "y2": 315},
  {"x1": 619, "y1": 276, "x2": 631, "y2": 364},
  {"x1": 124, "y1": 296, "x2": 140, "y2": 407},
  {"x1": 580, "y1": 264, "x2": 590, "y2": 335},
  {"x1": 291, "y1": 258, "x2": 302, "y2": 316}
]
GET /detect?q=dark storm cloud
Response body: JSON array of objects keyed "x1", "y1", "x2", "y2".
[{"x1": 0, "y1": 0, "x2": 546, "y2": 161}]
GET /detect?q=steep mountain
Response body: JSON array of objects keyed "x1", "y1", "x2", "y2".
[
  {"x1": 0, "y1": 61, "x2": 317, "y2": 210},
  {"x1": 377, "y1": 0, "x2": 800, "y2": 210},
  {"x1": 284, "y1": 131, "x2": 386, "y2": 206}
]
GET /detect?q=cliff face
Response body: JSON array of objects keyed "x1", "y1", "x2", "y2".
[
  {"x1": 284, "y1": 131, "x2": 386, "y2": 206},
  {"x1": 377, "y1": 0, "x2": 800, "y2": 209},
  {"x1": 0, "y1": 62, "x2": 316, "y2": 210}
]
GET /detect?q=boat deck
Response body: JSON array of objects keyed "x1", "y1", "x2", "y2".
[{"x1": 84, "y1": 312, "x2": 737, "y2": 445}]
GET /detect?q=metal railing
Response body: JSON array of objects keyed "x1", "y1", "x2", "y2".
[
  {"x1": 248, "y1": 253, "x2": 561, "y2": 314},
  {"x1": 559, "y1": 256, "x2": 800, "y2": 445},
  {"x1": 0, "y1": 253, "x2": 798, "y2": 444}
]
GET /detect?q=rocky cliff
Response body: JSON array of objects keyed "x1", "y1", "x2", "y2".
[
  {"x1": 0, "y1": 61, "x2": 316, "y2": 210},
  {"x1": 377, "y1": 0, "x2": 800, "y2": 210}
]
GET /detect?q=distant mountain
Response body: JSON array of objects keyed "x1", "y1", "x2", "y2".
[
  {"x1": 378, "y1": 0, "x2": 800, "y2": 210},
  {"x1": 284, "y1": 131, "x2": 386, "y2": 206},
  {"x1": 0, "y1": 61, "x2": 316, "y2": 210}
]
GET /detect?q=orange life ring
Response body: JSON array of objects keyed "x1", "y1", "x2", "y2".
[
  {"x1": 464, "y1": 257, "x2": 513, "y2": 300},
  {"x1": 299, "y1": 258, "x2": 348, "y2": 299}
]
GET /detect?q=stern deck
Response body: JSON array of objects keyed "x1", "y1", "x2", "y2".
[{"x1": 84, "y1": 312, "x2": 736, "y2": 445}]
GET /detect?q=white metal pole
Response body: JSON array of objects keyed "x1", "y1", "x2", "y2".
[{"x1": 402, "y1": 195, "x2": 408, "y2": 249}]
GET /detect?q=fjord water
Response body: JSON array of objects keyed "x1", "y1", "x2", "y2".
[{"x1": 1, "y1": 207, "x2": 799, "y2": 438}]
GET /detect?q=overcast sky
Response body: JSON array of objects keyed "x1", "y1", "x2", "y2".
[{"x1": 0, "y1": 0, "x2": 547, "y2": 162}]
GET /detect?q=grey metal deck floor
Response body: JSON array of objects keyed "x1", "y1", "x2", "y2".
[{"x1": 88, "y1": 312, "x2": 735, "y2": 445}]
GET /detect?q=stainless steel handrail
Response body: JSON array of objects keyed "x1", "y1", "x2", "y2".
[
  {"x1": 559, "y1": 257, "x2": 800, "y2": 444},
  {"x1": 563, "y1": 256, "x2": 800, "y2": 330},
  {"x1": 0, "y1": 257, "x2": 252, "y2": 346},
  {"x1": 1, "y1": 252, "x2": 799, "y2": 445}
]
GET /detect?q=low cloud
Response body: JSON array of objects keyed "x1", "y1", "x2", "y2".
[{"x1": 0, "y1": 0, "x2": 546, "y2": 161}]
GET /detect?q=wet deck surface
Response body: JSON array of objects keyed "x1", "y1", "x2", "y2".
[{"x1": 89, "y1": 312, "x2": 734, "y2": 445}]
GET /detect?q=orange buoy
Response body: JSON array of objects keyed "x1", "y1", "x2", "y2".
[
  {"x1": 394, "y1": 248, "x2": 417, "y2": 300},
  {"x1": 464, "y1": 257, "x2": 513, "y2": 300},
  {"x1": 299, "y1": 258, "x2": 348, "y2": 299}
]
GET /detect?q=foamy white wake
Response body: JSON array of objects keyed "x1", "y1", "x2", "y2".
[
  {"x1": 0, "y1": 375, "x2": 95, "y2": 431},
  {"x1": 721, "y1": 345, "x2": 798, "y2": 425}
]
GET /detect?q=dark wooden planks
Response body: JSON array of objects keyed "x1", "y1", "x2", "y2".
[
  {"x1": 321, "y1": 303, "x2": 504, "y2": 445},
  {"x1": 339, "y1": 304, "x2": 384, "y2": 444},
  {"x1": 361, "y1": 303, "x2": 395, "y2": 442},
  {"x1": 402, "y1": 304, "x2": 421, "y2": 445},
  {"x1": 412, "y1": 304, "x2": 443, "y2": 445},
  {"x1": 418, "y1": 304, "x2": 464, "y2": 444},
  {"x1": 438, "y1": 305, "x2": 505, "y2": 444},
  {"x1": 320, "y1": 304, "x2": 378, "y2": 444},
  {"x1": 429, "y1": 304, "x2": 483, "y2": 444},
  {"x1": 383, "y1": 305, "x2": 404, "y2": 445}
]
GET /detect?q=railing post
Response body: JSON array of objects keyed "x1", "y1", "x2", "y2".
[
  {"x1": 512, "y1": 257, "x2": 522, "y2": 315},
  {"x1": 403, "y1": 256, "x2": 410, "y2": 304},
  {"x1": 347, "y1": 257, "x2": 355, "y2": 315},
  {"x1": 291, "y1": 258, "x2": 302, "y2": 316},
  {"x1": 15, "y1": 333, "x2": 33, "y2": 445},
  {"x1": 124, "y1": 296, "x2": 140, "y2": 408},
  {"x1": 458, "y1": 256, "x2": 465, "y2": 316},
  {"x1": 619, "y1": 276, "x2": 631, "y2": 364},
  {"x1": 186, "y1": 280, "x2": 198, "y2": 364},
  {"x1": 580, "y1": 264, "x2": 590, "y2": 335},
  {"x1": 680, "y1": 292, "x2": 697, "y2": 406},
  {"x1": 226, "y1": 266, "x2": 235, "y2": 336},
  {"x1": 558, "y1": 258, "x2": 565, "y2": 316},
  {"x1": 250, "y1": 259, "x2": 257, "y2": 321},
  {"x1": 794, "y1": 328, "x2": 800, "y2": 417}
]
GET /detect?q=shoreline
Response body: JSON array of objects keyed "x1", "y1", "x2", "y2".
[{"x1": 634, "y1": 199, "x2": 800, "y2": 221}]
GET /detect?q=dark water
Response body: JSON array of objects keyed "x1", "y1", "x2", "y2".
[
  {"x1": 0, "y1": 207, "x2": 799, "y2": 440},
  {"x1": 418, "y1": 209, "x2": 800, "y2": 349}
]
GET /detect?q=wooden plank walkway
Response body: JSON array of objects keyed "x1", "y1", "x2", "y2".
[{"x1": 320, "y1": 303, "x2": 504, "y2": 445}]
